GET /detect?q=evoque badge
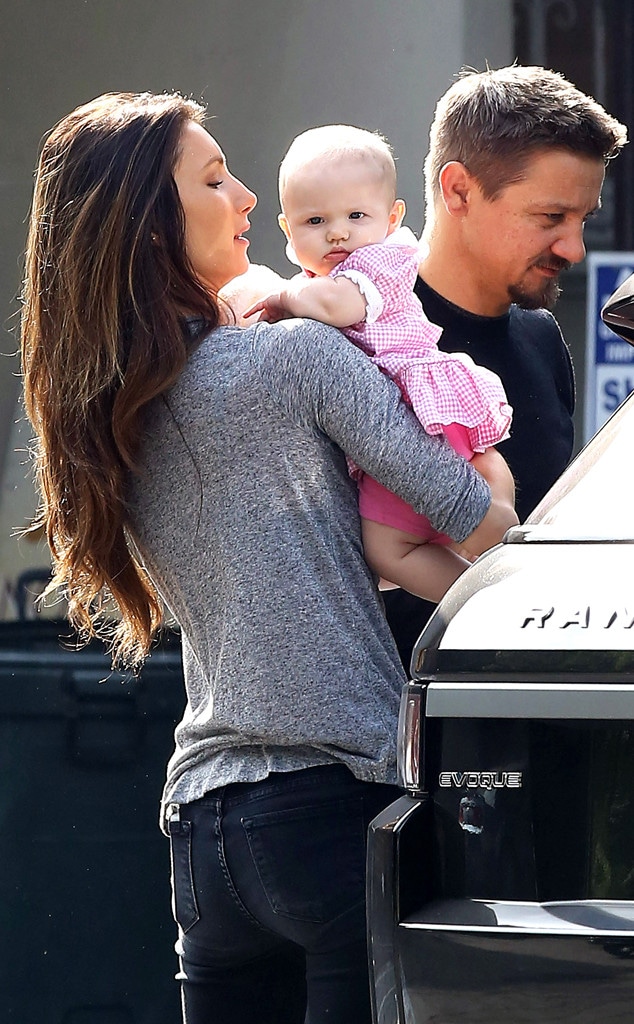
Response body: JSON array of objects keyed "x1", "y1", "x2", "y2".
[{"x1": 439, "y1": 771, "x2": 523, "y2": 790}]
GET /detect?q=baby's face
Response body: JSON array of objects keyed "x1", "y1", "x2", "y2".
[{"x1": 279, "y1": 157, "x2": 403, "y2": 276}]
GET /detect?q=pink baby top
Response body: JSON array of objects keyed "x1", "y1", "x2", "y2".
[{"x1": 332, "y1": 228, "x2": 512, "y2": 459}]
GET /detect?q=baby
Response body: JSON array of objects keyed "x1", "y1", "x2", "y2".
[{"x1": 245, "y1": 125, "x2": 513, "y2": 603}]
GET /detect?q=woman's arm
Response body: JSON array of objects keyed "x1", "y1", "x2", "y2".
[{"x1": 253, "y1": 320, "x2": 518, "y2": 546}]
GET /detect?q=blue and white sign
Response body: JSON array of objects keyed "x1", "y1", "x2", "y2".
[{"x1": 585, "y1": 252, "x2": 634, "y2": 443}]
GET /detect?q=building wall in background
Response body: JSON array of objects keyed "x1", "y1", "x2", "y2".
[{"x1": 1, "y1": 0, "x2": 514, "y2": 603}]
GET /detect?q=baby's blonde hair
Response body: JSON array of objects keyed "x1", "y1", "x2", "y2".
[{"x1": 279, "y1": 124, "x2": 397, "y2": 206}]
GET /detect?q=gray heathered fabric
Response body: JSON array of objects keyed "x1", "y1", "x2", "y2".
[{"x1": 127, "y1": 319, "x2": 490, "y2": 816}]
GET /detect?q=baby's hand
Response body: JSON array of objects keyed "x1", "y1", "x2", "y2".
[
  {"x1": 219, "y1": 264, "x2": 286, "y2": 326},
  {"x1": 449, "y1": 541, "x2": 479, "y2": 564},
  {"x1": 245, "y1": 273, "x2": 367, "y2": 329},
  {"x1": 243, "y1": 291, "x2": 294, "y2": 323}
]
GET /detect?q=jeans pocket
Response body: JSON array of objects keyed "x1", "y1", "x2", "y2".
[
  {"x1": 241, "y1": 796, "x2": 366, "y2": 923},
  {"x1": 169, "y1": 819, "x2": 200, "y2": 933}
]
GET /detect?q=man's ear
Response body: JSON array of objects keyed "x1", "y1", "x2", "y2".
[
  {"x1": 278, "y1": 212, "x2": 291, "y2": 241},
  {"x1": 438, "y1": 161, "x2": 475, "y2": 216},
  {"x1": 386, "y1": 198, "x2": 406, "y2": 235}
]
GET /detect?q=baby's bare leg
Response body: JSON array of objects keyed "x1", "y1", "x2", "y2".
[{"x1": 361, "y1": 518, "x2": 470, "y2": 604}]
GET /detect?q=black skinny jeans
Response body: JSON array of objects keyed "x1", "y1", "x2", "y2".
[{"x1": 167, "y1": 764, "x2": 401, "y2": 1024}]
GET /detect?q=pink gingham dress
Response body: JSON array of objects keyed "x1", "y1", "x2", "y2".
[{"x1": 332, "y1": 229, "x2": 512, "y2": 541}]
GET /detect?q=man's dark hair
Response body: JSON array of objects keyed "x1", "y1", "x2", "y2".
[{"x1": 424, "y1": 64, "x2": 628, "y2": 209}]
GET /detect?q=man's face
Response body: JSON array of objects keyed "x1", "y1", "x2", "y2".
[{"x1": 460, "y1": 149, "x2": 605, "y2": 315}]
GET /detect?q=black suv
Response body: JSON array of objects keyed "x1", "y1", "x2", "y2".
[{"x1": 368, "y1": 303, "x2": 634, "y2": 1022}]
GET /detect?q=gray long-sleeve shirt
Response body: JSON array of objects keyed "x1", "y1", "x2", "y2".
[{"x1": 127, "y1": 319, "x2": 490, "y2": 812}]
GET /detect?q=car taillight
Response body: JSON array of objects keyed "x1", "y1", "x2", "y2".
[{"x1": 397, "y1": 685, "x2": 423, "y2": 791}]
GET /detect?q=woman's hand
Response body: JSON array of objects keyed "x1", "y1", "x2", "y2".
[{"x1": 461, "y1": 447, "x2": 518, "y2": 558}]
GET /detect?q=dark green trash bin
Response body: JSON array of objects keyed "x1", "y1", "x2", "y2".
[{"x1": 0, "y1": 621, "x2": 185, "y2": 1023}]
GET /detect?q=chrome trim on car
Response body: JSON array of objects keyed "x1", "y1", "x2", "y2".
[
  {"x1": 425, "y1": 682, "x2": 634, "y2": 719},
  {"x1": 400, "y1": 898, "x2": 634, "y2": 936},
  {"x1": 397, "y1": 686, "x2": 422, "y2": 790}
]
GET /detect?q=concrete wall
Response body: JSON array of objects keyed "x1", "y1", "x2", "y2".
[{"x1": 0, "y1": 0, "x2": 513, "y2": 601}]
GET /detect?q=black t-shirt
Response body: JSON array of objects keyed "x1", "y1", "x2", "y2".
[{"x1": 384, "y1": 275, "x2": 576, "y2": 667}]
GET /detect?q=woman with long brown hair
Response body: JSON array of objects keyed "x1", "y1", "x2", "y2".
[{"x1": 21, "y1": 91, "x2": 515, "y2": 1024}]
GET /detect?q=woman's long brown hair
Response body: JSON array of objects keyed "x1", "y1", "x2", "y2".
[{"x1": 21, "y1": 92, "x2": 220, "y2": 668}]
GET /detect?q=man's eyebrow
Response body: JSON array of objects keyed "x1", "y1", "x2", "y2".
[{"x1": 529, "y1": 198, "x2": 602, "y2": 214}]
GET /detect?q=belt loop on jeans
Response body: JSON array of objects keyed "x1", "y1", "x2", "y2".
[{"x1": 164, "y1": 801, "x2": 181, "y2": 835}]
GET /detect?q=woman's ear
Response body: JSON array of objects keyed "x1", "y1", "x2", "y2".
[
  {"x1": 278, "y1": 213, "x2": 291, "y2": 241},
  {"x1": 438, "y1": 161, "x2": 473, "y2": 216},
  {"x1": 385, "y1": 198, "x2": 406, "y2": 235}
]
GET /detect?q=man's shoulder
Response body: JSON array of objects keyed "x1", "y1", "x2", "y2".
[
  {"x1": 509, "y1": 304, "x2": 561, "y2": 331},
  {"x1": 508, "y1": 304, "x2": 565, "y2": 348}
]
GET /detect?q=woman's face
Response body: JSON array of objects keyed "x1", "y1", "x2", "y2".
[{"x1": 173, "y1": 122, "x2": 257, "y2": 293}]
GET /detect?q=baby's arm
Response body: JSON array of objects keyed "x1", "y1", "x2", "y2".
[
  {"x1": 218, "y1": 264, "x2": 286, "y2": 326},
  {"x1": 362, "y1": 520, "x2": 471, "y2": 603},
  {"x1": 361, "y1": 447, "x2": 516, "y2": 603},
  {"x1": 244, "y1": 274, "x2": 367, "y2": 328}
]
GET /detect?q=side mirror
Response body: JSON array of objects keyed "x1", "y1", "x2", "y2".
[{"x1": 601, "y1": 271, "x2": 634, "y2": 344}]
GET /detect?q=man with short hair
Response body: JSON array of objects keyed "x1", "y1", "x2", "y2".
[{"x1": 385, "y1": 64, "x2": 627, "y2": 667}]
